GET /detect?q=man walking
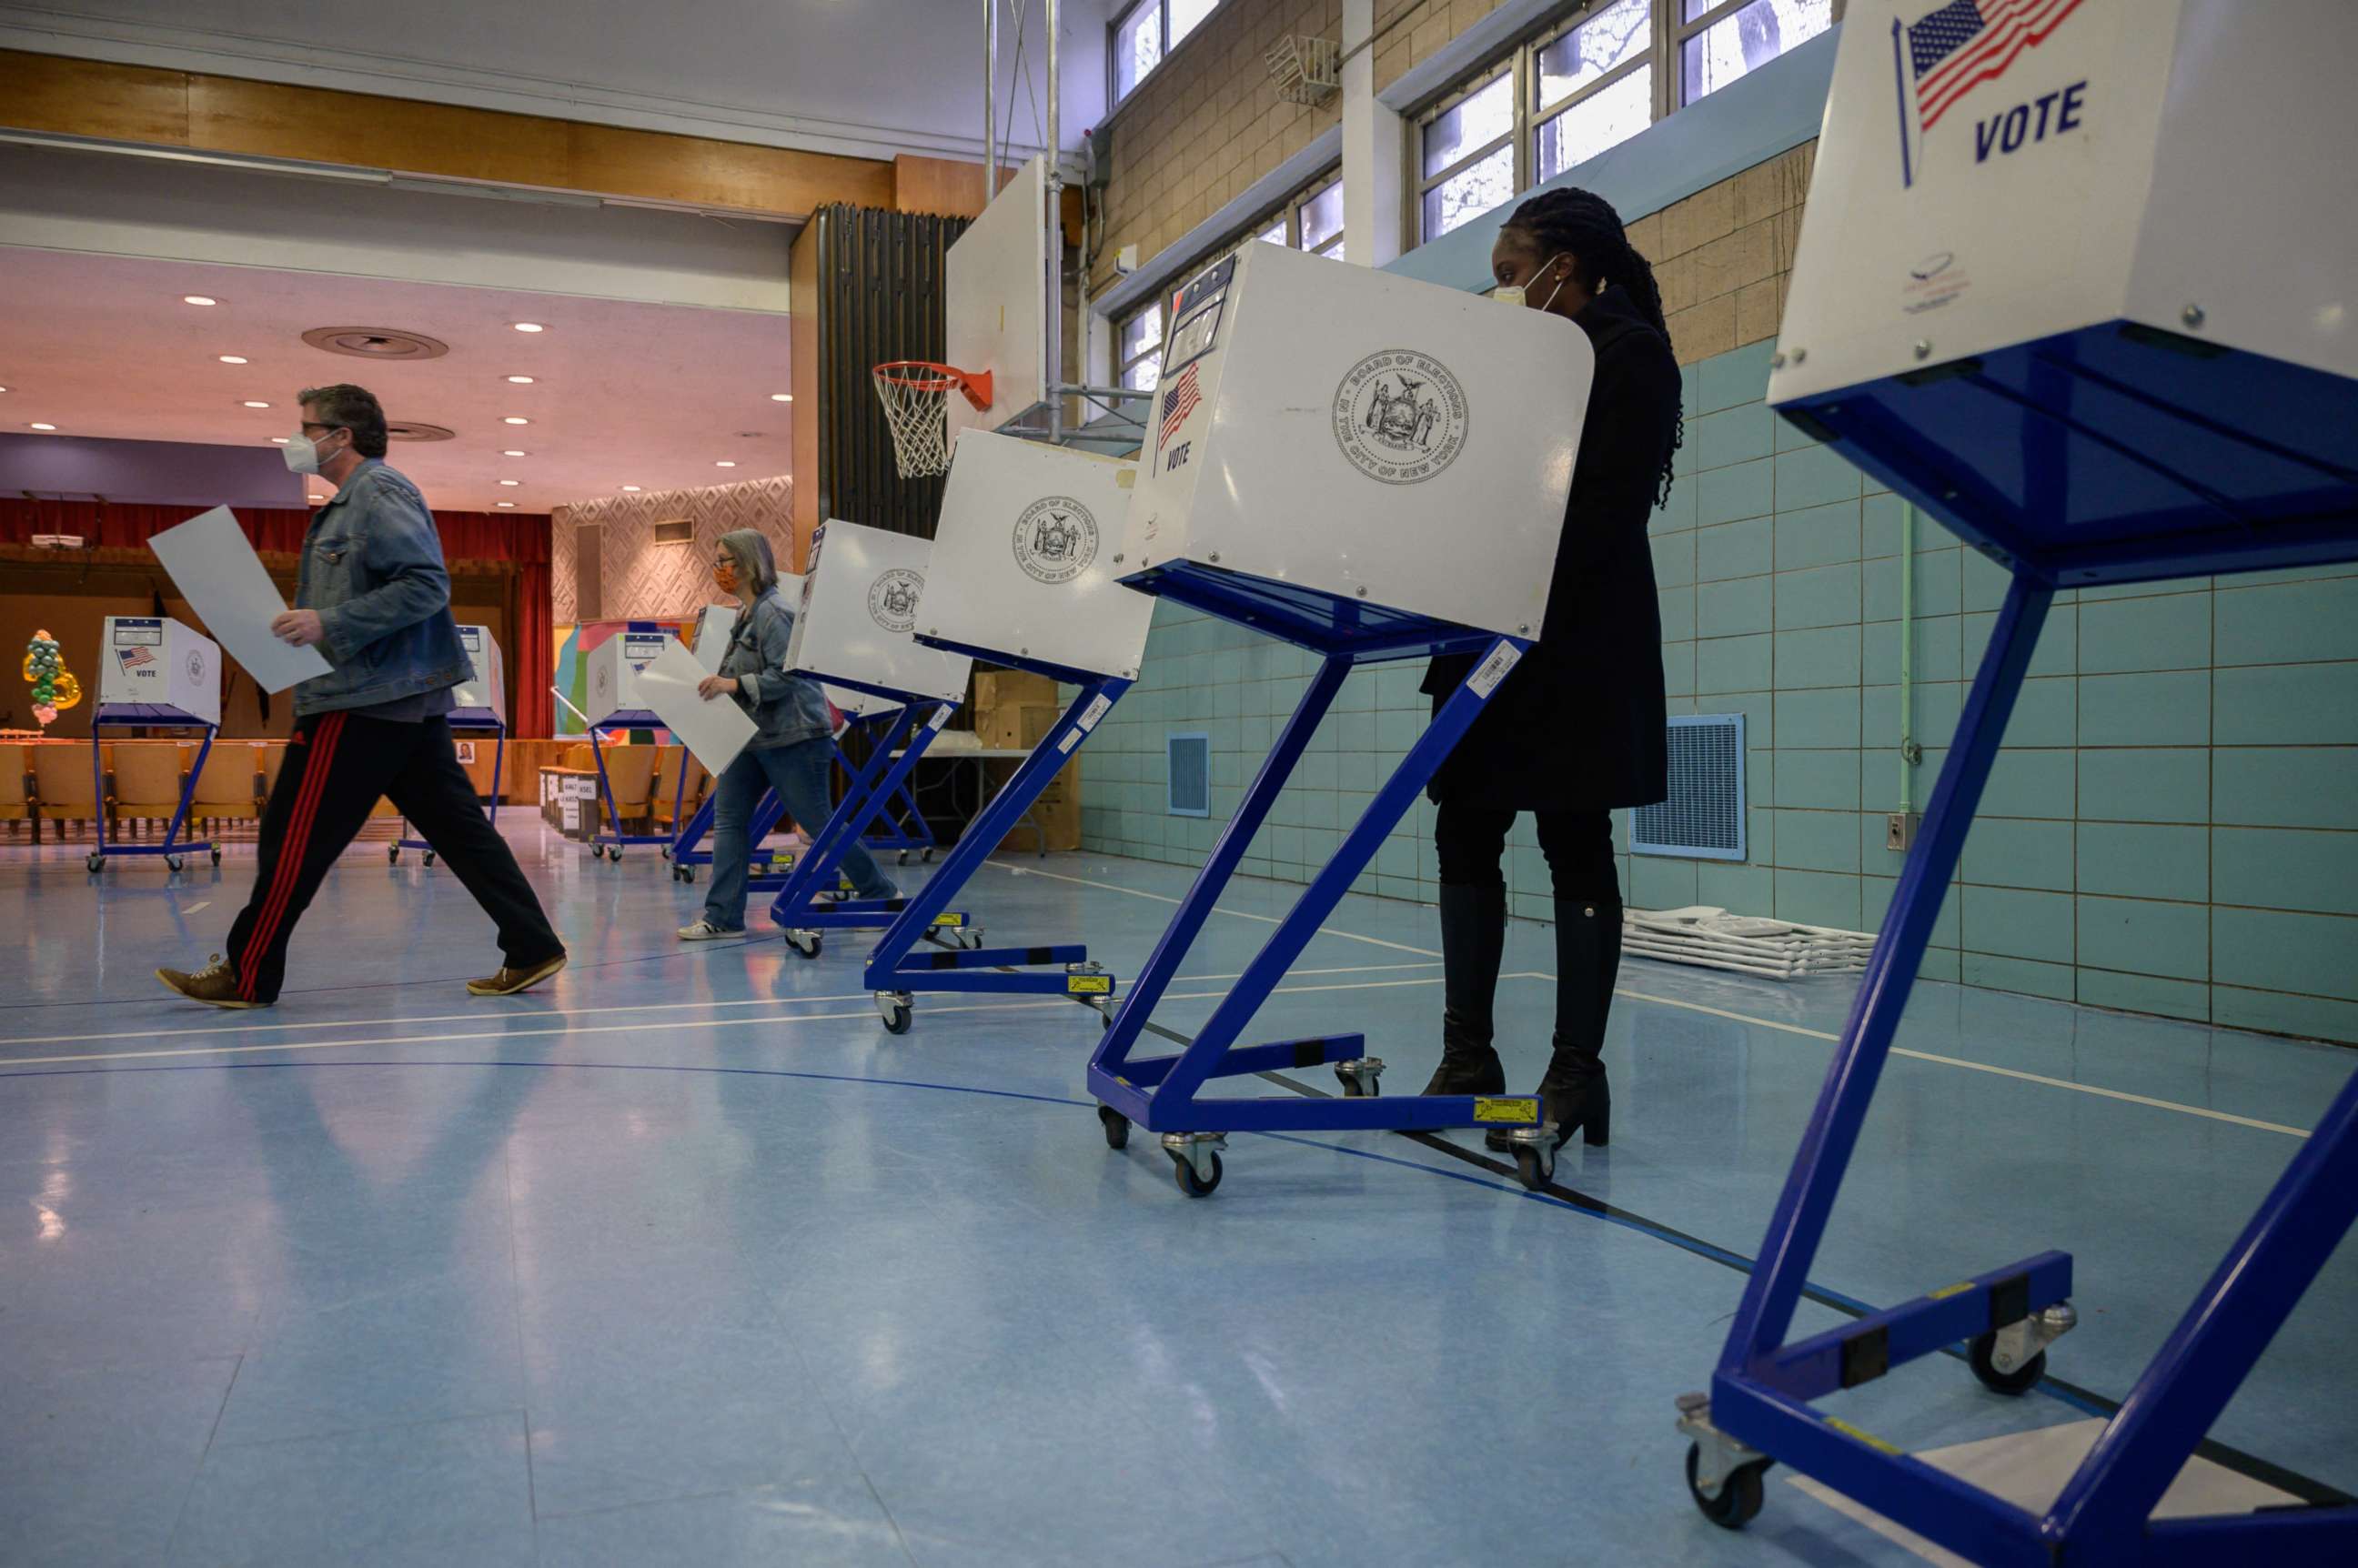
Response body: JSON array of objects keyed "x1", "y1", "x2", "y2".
[{"x1": 159, "y1": 383, "x2": 567, "y2": 1007}]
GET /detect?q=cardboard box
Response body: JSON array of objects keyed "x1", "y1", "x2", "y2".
[
  {"x1": 975, "y1": 700, "x2": 1061, "y2": 752},
  {"x1": 988, "y1": 756, "x2": 1082, "y2": 852},
  {"x1": 972, "y1": 670, "x2": 1058, "y2": 711}
]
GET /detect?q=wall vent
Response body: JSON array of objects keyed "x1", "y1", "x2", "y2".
[
  {"x1": 1167, "y1": 732, "x2": 1210, "y2": 818},
  {"x1": 1631, "y1": 714, "x2": 1747, "y2": 860},
  {"x1": 651, "y1": 518, "x2": 695, "y2": 546},
  {"x1": 572, "y1": 522, "x2": 603, "y2": 620}
]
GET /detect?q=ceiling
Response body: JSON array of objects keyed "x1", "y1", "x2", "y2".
[
  {"x1": 0, "y1": 246, "x2": 794, "y2": 513},
  {"x1": 1, "y1": 0, "x2": 1115, "y2": 164}
]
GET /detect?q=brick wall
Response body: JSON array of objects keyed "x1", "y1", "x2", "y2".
[
  {"x1": 1091, "y1": 0, "x2": 1344, "y2": 296},
  {"x1": 1638, "y1": 141, "x2": 1812, "y2": 366},
  {"x1": 1373, "y1": 0, "x2": 1518, "y2": 95}
]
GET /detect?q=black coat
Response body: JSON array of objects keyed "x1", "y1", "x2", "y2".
[{"x1": 1424, "y1": 287, "x2": 1679, "y2": 813}]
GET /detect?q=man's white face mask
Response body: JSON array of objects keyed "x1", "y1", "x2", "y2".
[{"x1": 281, "y1": 428, "x2": 342, "y2": 476}]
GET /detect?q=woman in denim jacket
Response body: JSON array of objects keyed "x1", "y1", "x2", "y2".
[{"x1": 679, "y1": 529, "x2": 897, "y2": 939}]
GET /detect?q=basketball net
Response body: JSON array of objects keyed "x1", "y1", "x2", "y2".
[{"x1": 872, "y1": 361, "x2": 993, "y2": 479}]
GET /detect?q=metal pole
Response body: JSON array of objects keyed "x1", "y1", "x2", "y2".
[
  {"x1": 1044, "y1": 0, "x2": 1063, "y2": 444},
  {"x1": 982, "y1": 0, "x2": 998, "y2": 199}
]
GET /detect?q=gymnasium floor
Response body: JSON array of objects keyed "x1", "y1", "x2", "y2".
[{"x1": 4, "y1": 819, "x2": 2352, "y2": 1566}]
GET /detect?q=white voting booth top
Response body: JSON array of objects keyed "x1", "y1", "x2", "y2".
[
  {"x1": 584, "y1": 625, "x2": 680, "y2": 727},
  {"x1": 98, "y1": 616, "x2": 221, "y2": 727},
  {"x1": 918, "y1": 430, "x2": 1151, "y2": 680},
  {"x1": 691, "y1": 591, "x2": 889, "y2": 720},
  {"x1": 450, "y1": 624, "x2": 505, "y2": 726},
  {"x1": 1118, "y1": 240, "x2": 1588, "y2": 639},
  {"x1": 1773, "y1": 0, "x2": 2358, "y2": 407},
  {"x1": 786, "y1": 520, "x2": 972, "y2": 706}
]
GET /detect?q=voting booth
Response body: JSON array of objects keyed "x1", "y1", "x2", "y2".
[
  {"x1": 1677, "y1": 4, "x2": 2358, "y2": 1558},
  {"x1": 86, "y1": 616, "x2": 222, "y2": 872},
  {"x1": 1086, "y1": 239, "x2": 1588, "y2": 1195},
  {"x1": 762, "y1": 522, "x2": 975, "y2": 957},
  {"x1": 579, "y1": 622, "x2": 680, "y2": 860},
  {"x1": 393, "y1": 624, "x2": 506, "y2": 867},
  {"x1": 858, "y1": 432, "x2": 1149, "y2": 1033}
]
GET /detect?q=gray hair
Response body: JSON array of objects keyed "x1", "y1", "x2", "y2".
[{"x1": 716, "y1": 529, "x2": 779, "y2": 598}]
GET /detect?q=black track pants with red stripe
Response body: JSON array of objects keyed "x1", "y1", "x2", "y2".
[{"x1": 224, "y1": 711, "x2": 563, "y2": 1004}]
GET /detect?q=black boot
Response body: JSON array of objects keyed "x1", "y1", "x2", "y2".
[
  {"x1": 1489, "y1": 897, "x2": 1619, "y2": 1151},
  {"x1": 1421, "y1": 881, "x2": 1506, "y2": 1096}
]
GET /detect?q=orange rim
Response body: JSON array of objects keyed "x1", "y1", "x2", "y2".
[{"x1": 873, "y1": 361, "x2": 993, "y2": 411}]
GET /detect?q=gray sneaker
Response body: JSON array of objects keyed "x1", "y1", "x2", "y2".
[{"x1": 677, "y1": 918, "x2": 742, "y2": 941}]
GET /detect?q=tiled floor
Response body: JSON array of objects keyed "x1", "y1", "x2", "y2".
[{"x1": 3, "y1": 819, "x2": 2351, "y2": 1565}]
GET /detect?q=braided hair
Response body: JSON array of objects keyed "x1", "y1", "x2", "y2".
[{"x1": 1501, "y1": 186, "x2": 1682, "y2": 508}]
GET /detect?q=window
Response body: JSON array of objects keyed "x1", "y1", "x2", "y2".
[
  {"x1": 1118, "y1": 302, "x2": 1164, "y2": 393},
  {"x1": 1112, "y1": 0, "x2": 1224, "y2": 106},
  {"x1": 1415, "y1": 0, "x2": 1833, "y2": 243},
  {"x1": 1296, "y1": 176, "x2": 1345, "y2": 259}
]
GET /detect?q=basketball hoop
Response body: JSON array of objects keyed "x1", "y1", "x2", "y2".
[{"x1": 872, "y1": 360, "x2": 993, "y2": 478}]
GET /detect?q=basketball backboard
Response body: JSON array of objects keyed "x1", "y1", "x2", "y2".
[{"x1": 945, "y1": 154, "x2": 1049, "y2": 449}]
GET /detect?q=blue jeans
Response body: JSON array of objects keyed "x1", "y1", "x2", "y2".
[{"x1": 702, "y1": 737, "x2": 895, "y2": 930}]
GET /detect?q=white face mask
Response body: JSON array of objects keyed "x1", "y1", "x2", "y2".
[
  {"x1": 1493, "y1": 253, "x2": 1571, "y2": 312},
  {"x1": 281, "y1": 428, "x2": 344, "y2": 476}
]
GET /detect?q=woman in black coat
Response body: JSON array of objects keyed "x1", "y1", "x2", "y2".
[{"x1": 1418, "y1": 186, "x2": 1682, "y2": 1155}]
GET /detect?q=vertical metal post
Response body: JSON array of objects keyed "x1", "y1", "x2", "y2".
[
  {"x1": 1044, "y1": 0, "x2": 1063, "y2": 444},
  {"x1": 982, "y1": 0, "x2": 998, "y2": 198}
]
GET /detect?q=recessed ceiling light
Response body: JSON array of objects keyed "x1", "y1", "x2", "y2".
[
  {"x1": 307, "y1": 494, "x2": 327, "y2": 504},
  {"x1": 506, "y1": 375, "x2": 536, "y2": 384},
  {"x1": 271, "y1": 437, "x2": 291, "y2": 444},
  {"x1": 29, "y1": 422, "x2": 57, "y2": 431},
  {"x1": 242, "y1": 400, "x2": 272, "y2": 408},
  {"x1": 184, "y1": 295, "x2": 218, "y2": 307},
  {"x1": 512, "y1": 322, "x2": 545, "y2": 333},
  {"x1": 496, "y1": 501, "x2": 516, "y2": 508},
  {"x1": 0, "y1": 386, "x2": 11, "y2": 393},
  {"x1": 620, "y1": 485, "x2": 642, "y2": 492},
  {"x1": 502, "y1": 449, "x2": 528, "y2": 457},
  {"x1": 503, "y1": 417, "x2": 529, "y2": 425},
  {"x1": 714, "y1": 460, "x2": 737, "y2": 467},
  {"x1": 499, "y1": 479, "x2": 521, "y2": 487},
  {"x1": 770, "y1": 392, "x2": 793, "y2": 402},
  {"x1": 218, "y1": 355, "x2": 248, "y2": 364}
]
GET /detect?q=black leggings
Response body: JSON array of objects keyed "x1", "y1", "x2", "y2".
[{"x1": 1434, "y1": 803, "x2": 1619, "y2": 903}]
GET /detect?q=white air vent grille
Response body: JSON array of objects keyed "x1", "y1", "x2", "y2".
[
  {"x1": 651, "y1": 518, "x2": 695, "y2": 546},
  {"x1": 1167, "y1": 733, "x2": 1210, "y2": 818},
  {"x1": 1631, "y1": 714, "x2": 1747, "y2": 860}
]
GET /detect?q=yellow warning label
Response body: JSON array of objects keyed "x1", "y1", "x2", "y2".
[
  {"x1": 1927, "y1": 1282, "x2": 1976, "y2": 1301},
  {"x1": 1472, "y1": 1097, "x2": 1539, "y2": 1124},
  {"x1": 931, "y1": 913, "x2": 964, "y2": 928},
  {"x1": 1066, "y1": 974, "x2": 1113, "y2": 995},
  {"x1": 1824, "y1": 1418, "x2": 1901, "y2": 1455}
]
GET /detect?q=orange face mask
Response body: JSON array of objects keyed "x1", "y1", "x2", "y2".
[{"x1": 714, "y1": 558, "x2": 740, "y2": 594}]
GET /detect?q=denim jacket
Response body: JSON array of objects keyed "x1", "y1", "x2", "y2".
[
  {"x1": 292, "y1": 458, "x2": 473, "y2": 718},
  {"x1": 718, "y1": 587, "x2": 832, "y2": 750}
]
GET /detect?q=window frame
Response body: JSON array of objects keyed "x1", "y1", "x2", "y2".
[
  {"x1": 1409, "y1": 0, "x2": 1836, "y2": 246},
  {"x1": 1109, "y1": 0, "x2": 1227, "y2": 110}
]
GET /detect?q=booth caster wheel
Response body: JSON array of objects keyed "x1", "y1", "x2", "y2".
[
  {"x1": 921, "y1": 847, "x2": 934, "y2": 864},
  {"x1": 956, "y1": 928, "x2": 982, "y2": 950},
  {"x1": 1969, "y1": 1331, "x2": 2047, "y2": 1396},
  {"x1": 1335, "y1": 1057, "x2": 1385, "y2": 1098},
  {"x1": 165, "y1": 854, "x2": 184, "y2": 872},
  {"x1": 1097, "y1": 1105, "x2": 1129, "y2": 1150},
  {"x1": 86, "y1": 853, "x2": 105, "y2": 872},
  {"x1": 423, "y1": 849, "x2": 437, "y2": 868},
  {"x1": 1162, "y1": 1132, "x2": 1226, "y2": 1198},
  {"x1": 875, "y1": 991, "x2": 913, "y2": 1034},
  {"x1": 896, "y1": 849, "x2": 910, "y2": 866},
  {"x1": 388, "y1": 846, "x2": 401, "y2": 864},
  {"x1": 1510, "y1": 1131, "x2": 1557, "y2": 1191},
  {"x1": 1099, "y1": 1005, "x2": 1116, "y2": 1031},
  {"x1": 209, "y1": 847, "x2": 222, "y2": 867},
  {"x1": 784, "y1": 929, "x2": 821, "y2": 960},
  {"x1": 1685, "y1": 1444, "x2": 1769, "y2": 1530}
]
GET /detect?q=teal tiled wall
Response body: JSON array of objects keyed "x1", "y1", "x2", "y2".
[{"x1": 1078, "y1": 338, "x2": 2358, "y2": 1044}]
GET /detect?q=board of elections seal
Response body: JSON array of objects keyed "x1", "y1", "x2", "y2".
[
  {"x1": 1012, "y1": 496, "x2": 1098, "y2": 585},
  {"x1": 868, "y1": 568, "x2": 923, "y2": 632},
  {"x1": 1333, "y1": 348, "x2": 1467, "y2": 486}
]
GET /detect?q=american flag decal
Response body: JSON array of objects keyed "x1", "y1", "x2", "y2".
[
  {"x1": 1894, "y1": 0, "x2": 2085, "y2": 186},
  {"x1": 1157, "y1": 362, "x2": 1202, "y2": 452},
  {"x1": 116, "y1": 646, "x2": 155, "y2": 670}
]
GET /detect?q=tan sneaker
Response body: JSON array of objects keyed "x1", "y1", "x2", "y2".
[
  {"x1": 157, "y1": 954, "x2": 264, "y2": 1010},
  {"x1": 467, "y1": 952, "x2": 568, "y2": 996}
]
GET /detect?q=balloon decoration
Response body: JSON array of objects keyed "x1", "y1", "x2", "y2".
[{"x1": 22, "y1": 629, "x2": 82, "y2": 728}]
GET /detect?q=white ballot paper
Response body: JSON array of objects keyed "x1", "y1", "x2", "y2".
[
  {"x1": 147, "y1": 507, "x2": 332, "y2": 692},
  {"x1": 633, "y1": 636, "x2": 756, "y2": 777}
]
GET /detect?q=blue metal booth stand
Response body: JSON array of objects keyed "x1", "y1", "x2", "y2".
[{"x1": 1674, "y1": 5, "x2": 2358, "y2": 1558}]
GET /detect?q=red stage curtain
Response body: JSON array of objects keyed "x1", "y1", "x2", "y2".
[
  {"x1": 508, "y1": 560, "x2": 553, "y2": 738},
  {"x1": 1, "y1": 498, "x2": 549, "y2": 562}
]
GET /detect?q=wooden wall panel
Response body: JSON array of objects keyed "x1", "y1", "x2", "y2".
[{"x1": 0, "y1": 48, "x2": 892, "y2": 219}]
